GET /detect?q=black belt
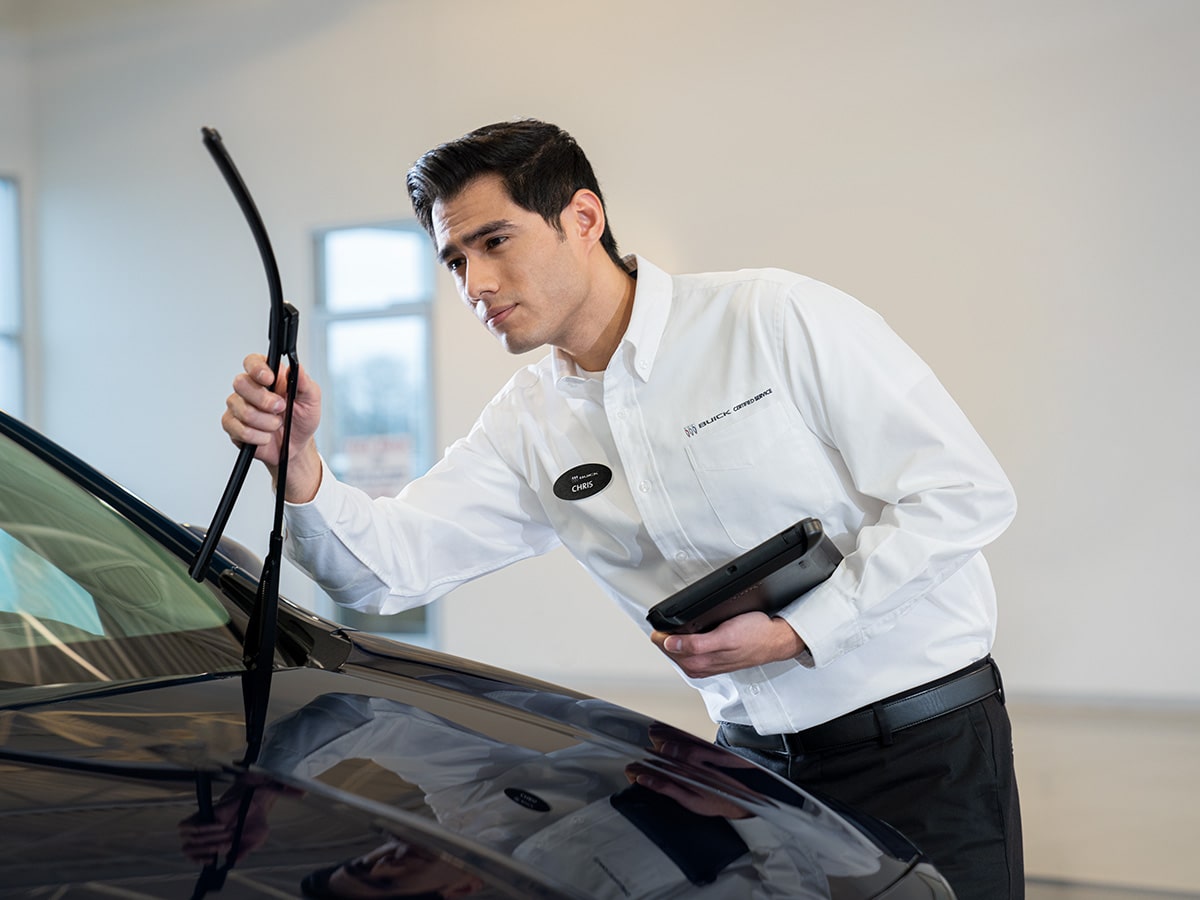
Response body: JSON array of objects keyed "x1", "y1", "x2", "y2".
[{"x1": 720, "y1": 657, "x2": 1002, "y2": 755}]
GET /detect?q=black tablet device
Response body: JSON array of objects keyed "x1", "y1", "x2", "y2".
[{"x1": 646, "y1": 518, "x2": 842, "y2": 634}]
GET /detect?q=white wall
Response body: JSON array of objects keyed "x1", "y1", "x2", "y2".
[
  {"x1": 4, "y1": 0, "x2": 1198, "y2": 704},
  {"x1": 0, "y1": 25, "x2": 31, "y2": 202}
]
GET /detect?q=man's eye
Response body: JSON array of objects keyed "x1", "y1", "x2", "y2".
[
  {"x1": 446, "y1": 258, "x2": 464, "y2": 273},
  {"x1": 485, "y1": 236, "x2": 507, "y2": 250}
]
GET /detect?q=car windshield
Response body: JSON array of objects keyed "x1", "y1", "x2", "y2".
[{"x1": 0, "y1": 432, "x2": 248, "y2": 693}]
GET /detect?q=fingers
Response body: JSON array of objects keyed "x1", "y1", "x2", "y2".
[
  {"x1": 650, "y1": 613, "x2": 791, "y2": 678},
  {"x1": 624, "y1": 762, "x2": 750, "y2": 819},
  {"x1": 651, "y1": 630, "x2": 724, "y2": 679},
  {"x1": 224, "y1": 389, "x2": 284, "y2": 438},
  {"x1": 238, "y1": 354, "x2": 288, "y2": 410},
  {"x1": 220, "y1": 352, "x2": 322, "y2": 473},
  {"x1": 650, "y1": 627, "x2": 719, "y2": 661},
  {"x1": 222, "y1": 355, "x2": 288, "y2": 459},
  {"x1": 647, "y1": 729, "x2": 728, "y2": 768},
  {"x1": 235, "y1": 354, "x2": 321, "y2": 430},
  {"x1": 243, "y1": 352, "x2": 275, "y2": 387},
  {"x1": 178, "y1": 821, "x2": 234, "y2": 863},
  {"x1": 222, "y1": 395, "x2": 284, "y2": 464}
]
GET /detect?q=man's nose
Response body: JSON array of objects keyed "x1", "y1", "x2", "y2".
[{"x1": 464, "y1": 259, "x2": 498, "y2": 302}]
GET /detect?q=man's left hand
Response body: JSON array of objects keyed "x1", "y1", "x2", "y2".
[{"x1": 650, "y1": 612, "x2": 806, "y2": 677}]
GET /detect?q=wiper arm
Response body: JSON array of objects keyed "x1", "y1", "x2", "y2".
[{"x1": 186, "y1": 127, "x2": 300, "y2": 764}]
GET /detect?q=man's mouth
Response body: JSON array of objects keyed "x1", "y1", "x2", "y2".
[{"x1": 485, "y1": 304, "x2": 515, "y2": 327}]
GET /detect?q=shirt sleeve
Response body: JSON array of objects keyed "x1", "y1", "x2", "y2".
[
  {"x1": 772, "y1": 279, "x2": 1017, "y2": 667},
  {"x1": 283, "y1": 416, "x2": 561, "y2": 615}
]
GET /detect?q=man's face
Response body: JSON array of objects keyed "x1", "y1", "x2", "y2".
[
  {"x1": 432, "y1": 175, "x2": 596, "y2": 358},
  {"x1": 326, "y1": 840, "x2": 481, "y2": 898}
]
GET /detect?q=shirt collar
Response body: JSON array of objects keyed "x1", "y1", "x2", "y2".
[{"x1": 551, "y1": 254, "x2": 673, "y2": 388}]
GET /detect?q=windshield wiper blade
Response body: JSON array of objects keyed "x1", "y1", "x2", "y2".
[
  {"x1": 186, "y1": 126, "x2": 300, "y2": 765},
  {"x1": 189, "y1": 127, "x2": 294, "y2": 583}
]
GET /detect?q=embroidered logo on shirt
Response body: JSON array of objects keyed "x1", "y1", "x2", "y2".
[
  {"x1": 553, "y1": 463, "x2": 613, "y2": 501},
  {"x1": 684, "y1": 387, "x2": 773, "y2": 437}
]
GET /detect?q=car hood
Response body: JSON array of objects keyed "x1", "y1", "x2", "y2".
[{"x1": 0, "y1": 655, "x2": 940, "y2": 899}]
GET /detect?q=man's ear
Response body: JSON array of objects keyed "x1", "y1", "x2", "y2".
[{"x1": 563, "y1": 188, "x2": 606, "y2": 247}]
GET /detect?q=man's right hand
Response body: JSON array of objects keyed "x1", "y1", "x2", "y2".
[{"x1": 222, "y1": 353, "x2": 323, "y2": 503}]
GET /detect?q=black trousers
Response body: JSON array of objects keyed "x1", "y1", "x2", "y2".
[{"x1": 717, "y1": 682, "x2": 1024, "y2": 899}]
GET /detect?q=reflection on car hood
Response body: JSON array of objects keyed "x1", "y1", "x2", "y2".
[{"x1": 0, "y1": 660, "x2": 945, "y2": 899}]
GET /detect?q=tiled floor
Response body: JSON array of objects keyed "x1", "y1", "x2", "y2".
[{"x1": 579, "y1": 679, "x2": 1200, "y2": 898}]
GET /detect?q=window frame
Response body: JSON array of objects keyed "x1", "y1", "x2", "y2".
[
  {"x1": 310, "y1": 220, "x2": 438, "y2": 645},
  {"x1": 0, "y1": 175, "x2": 24, "y2": 419}
]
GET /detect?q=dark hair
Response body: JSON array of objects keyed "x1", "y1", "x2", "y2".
[{"x1": 406, "y1": 119, "x2": 623, "y2": 267}]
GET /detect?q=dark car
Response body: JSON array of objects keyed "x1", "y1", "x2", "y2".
[{"x1": 0, "y1": 407, "x2": 954, "y2": 899}]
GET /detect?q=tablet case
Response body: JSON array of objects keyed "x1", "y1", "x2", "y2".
[{"x1": 646, "y1": 518, "x2": 842, "y2": 634}]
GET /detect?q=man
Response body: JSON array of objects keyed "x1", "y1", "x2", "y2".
[{"x1": 222, "y1": 119, "x2": 1021, "y2": 897}]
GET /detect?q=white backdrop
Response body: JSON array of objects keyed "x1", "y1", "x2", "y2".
[{"x1": 2, "y1": 0, "x2": 1197, "y2": 705}]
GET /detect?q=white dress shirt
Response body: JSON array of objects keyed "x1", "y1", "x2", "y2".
[{"x1": 285, "y1": 257, "x2": 1017, "y2": 734}]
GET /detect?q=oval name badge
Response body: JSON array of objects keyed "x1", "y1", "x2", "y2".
[
  {"x1": 504, "y1": 787, "x2": 552, "y2": 812},
  {"x1": 553, "y1": 463, "x2": 613, "y2": 501}
]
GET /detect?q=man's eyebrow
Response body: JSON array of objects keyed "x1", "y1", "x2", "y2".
[{"x1": 437, "y1": 219, "x2": 516, "y2": 263}]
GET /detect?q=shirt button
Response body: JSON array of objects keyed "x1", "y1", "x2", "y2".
[
  {"x1": 638, "y1": 481, "x2": 651, "y2": 493},
  {"x1": 674, "y1": 551, "x2": 688, "y2": 562},
  {"x1": 748, "y1": 683, "x2": 761, "y2": 696},
  {"x1": 616, "y1": 409, "x2": 628, "y2": 420}
]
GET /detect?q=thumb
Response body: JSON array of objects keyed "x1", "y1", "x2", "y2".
[{"x1": 662, "y1": 633, "x2": 690, "y2": 655}]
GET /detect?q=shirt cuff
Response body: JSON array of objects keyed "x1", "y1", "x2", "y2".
[
  {"x1": 283, "y1": 455, "x2": 340, "y2": 539},
  {"x1": 778, "y1": 581, "x2": 863, "y2": 669}
]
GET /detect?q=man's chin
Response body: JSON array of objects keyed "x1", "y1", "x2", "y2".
[{"x1": 495, "y1": 332, "x2": 540, "y2": 357}]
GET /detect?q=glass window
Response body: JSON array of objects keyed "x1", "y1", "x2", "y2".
[
  {"x1": 323, "y1": 227, "x2": 432, "y2": 312},
  {"x1": 325, "y1": 317, "x2": 433, "y2": 495},
  {"x1": 0, "y1": 178, "x2": 21, "y2": 417},
  {"x1": 315, "y1": 223, "x2": 436, "y2": 641},
  {"x1": 0, "y1": 432, "x2": 244, "y2": 689}
]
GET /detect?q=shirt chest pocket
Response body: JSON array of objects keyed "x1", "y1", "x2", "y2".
[{"x1": 684, "y1": 400, "x2": 835, "y2": 548}]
